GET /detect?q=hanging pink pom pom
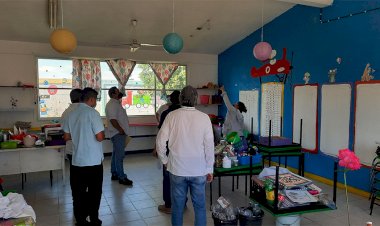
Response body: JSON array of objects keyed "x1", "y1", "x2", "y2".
[{"x1": 253, "y1": 42, "x2": 272, "y2": 61}]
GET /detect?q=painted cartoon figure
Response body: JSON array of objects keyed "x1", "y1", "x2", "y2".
[
  {"x1": 328, "y1": 68, "x2": 337, "y2": 83},
  {"x1": 303, "y1": 72, "x2": 311, "y2": 84},
  {"x1": 361, "y1": 63, "x2": 375, "y2": 82}
]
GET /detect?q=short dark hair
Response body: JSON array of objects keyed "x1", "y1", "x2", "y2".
[
  {"x1": 108, "y1": 86, "x2": 118, "y2": 98},
  {"x1": 81, "y1": 87, "x2": 98, "y2": 102},
  {"x1": 169, "y1": 90, "x2": 180, "y2": 105},
  {"x1": 70, "y1": 89, "x2": 82, "y2": 103},
  {"x1": 237, "y1": 101, "x2": 247, "y2": 113}
]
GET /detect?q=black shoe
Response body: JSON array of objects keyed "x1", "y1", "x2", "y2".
[
  {"x1": 119, "y1": 178, "x2": 133, "y2": 186},
  {"x1": 90, "y1": 218, "x2": 102, "y2": 226},
  {"x1": 111, "y1": 175, "x2": 118, "y2": 181},
  {"x1": 76, "y1": 220, "x2": 91, "y2": 226}
]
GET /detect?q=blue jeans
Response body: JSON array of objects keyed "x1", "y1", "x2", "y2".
[
  {"x1": 163, "y1": 166, "x2": 171, "y2": 208},
  {"x1": 110, "y1": 134, "x2": 127, "y2": 179},
  {"x1": 170, "y1": 173, "x2": 206, "y2": 226}
]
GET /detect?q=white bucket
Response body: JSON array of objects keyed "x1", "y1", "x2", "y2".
[{"x1": 275, "y1": 214, "x2": 301, "y2": 226}]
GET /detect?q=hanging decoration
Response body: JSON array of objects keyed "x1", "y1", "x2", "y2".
[
  {"x1": 361, "y1": 63, "x2": 375, "y2": 82},
  {"x1": 50, "y1": 0, "x2": 77, "y2": 54},
  {"x1": 163, "y1": 33, "x2": 183, "y2": 54},
  {"x1": 251, "y1": 48, "x2": 291, "y2": 79},
  {"x1": 163, "y1": 0, "x2": 183, "y2": 54},
  {"x1": 253, "y1": 0, "x2": 272, "y2": 61}
]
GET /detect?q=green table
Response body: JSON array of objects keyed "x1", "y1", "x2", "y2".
[
  {"x1": 250, "y1": 163, "x2": 338, "y2": 216},
  {"x1": 210, "y1": 161, "x2": 263, "y2": 207},
  {"x1": 255, "y1": 142, "x2": 305, "y2": 176}
]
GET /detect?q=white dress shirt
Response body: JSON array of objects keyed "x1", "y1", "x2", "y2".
[
  {"x1": 61, "y1": 103, "x2": 80, "y2": 155},
  {"x1": 105, "y1": 98, "x2": 130, "y2": 138},
  {"x1": 156, "y1": 107, "x2": 215, "y2": 177}
]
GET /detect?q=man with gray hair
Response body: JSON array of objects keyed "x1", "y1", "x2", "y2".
[{"x1": 156, "y1": 85, "x2": 214, "y2": 226}]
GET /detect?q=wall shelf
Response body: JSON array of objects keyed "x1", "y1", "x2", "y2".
[
  {"x1": 0, "y1": 108, "x2": 34, "y2": 112},
  {"x1": 0, "y1": 86, "x2": 35, "y2": 89}
]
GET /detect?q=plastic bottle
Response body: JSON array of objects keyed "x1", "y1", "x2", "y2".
[
  {"x1": 264, "y1": 179, "x2": 275, "y2": 205},
  {"x1": 222, "y1": 156, "x2": 231, "y2": 168}
]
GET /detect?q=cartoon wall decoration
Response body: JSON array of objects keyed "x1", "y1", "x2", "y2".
[
  {"x1": 327, "y1": 57, "x2": 342, "y2": 83},
  {"x1": 250, "y1": 48, "x2": 292, "y2": 83},
  {"x1": 328, "y1": 68, "x2": 337, "y2": 83},
  {"x1": 303, "y1": 72, "x2": 311, "y2": 84},
  {"x1": 361, "y1": 63, "x2": 375, "y2": 82}
]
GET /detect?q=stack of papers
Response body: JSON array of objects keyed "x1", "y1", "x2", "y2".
[{"x1": 285, "y1": 190, "x2": 318, "y2": 204}]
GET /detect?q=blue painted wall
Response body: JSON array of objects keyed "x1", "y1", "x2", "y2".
[{"x1": 218, "y1": 0, "x2": 380, "y2": 192}]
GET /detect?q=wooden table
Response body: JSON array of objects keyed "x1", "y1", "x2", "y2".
[
  {"x1": 255, "y1": 142, "x2": 305, "y2": 176},
  {"x1": 0, "y1": 145, "x2": 65, "y2": 188},
  {"x1": 210, "y1": 160, "x2": 263, "y2": 207}
]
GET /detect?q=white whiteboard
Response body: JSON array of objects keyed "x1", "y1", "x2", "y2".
[
  {"x1": 354, "y1": 83, "x2": 380, "y2": 166},
  {"x1": 260, "y1": 82, "x2": 283, "y2": 137},
  {"x1": 293, "y1": 85, "x2": 318, "y2": 152},
  {"x1": 320, "y1": 84, "x2": 351, "y2": 157},
  {"x1": 239, "y1": 90, "x2": 259, "y2": 135}
]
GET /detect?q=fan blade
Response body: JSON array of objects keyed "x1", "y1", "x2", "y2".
[
  {"x1": 140, "y1": 43, "x2": 163, "y2": 47},
  {"x1": 108, "y1": 43, "x2": 132, "y2": 47}
]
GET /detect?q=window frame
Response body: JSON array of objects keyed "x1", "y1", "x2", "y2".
[{"x1": 37, "y1": 58, "x2": 187, "y2": 120}]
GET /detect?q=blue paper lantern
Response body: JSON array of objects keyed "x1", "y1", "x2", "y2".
[{"x1": 163, "y1": 32, "x2": 183, "y2": 54}]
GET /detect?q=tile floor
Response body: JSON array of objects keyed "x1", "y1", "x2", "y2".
[{"x1": 1, "y1": 153, "x2": 380, "y2": 226}]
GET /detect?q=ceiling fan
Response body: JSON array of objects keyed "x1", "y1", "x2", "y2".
[{"x1": 110, "y1": 19, "x2": 162, "y2": 52}]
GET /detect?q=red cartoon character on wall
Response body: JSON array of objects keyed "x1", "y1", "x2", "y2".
[{"x1": 251, "y1": 48, "x2": 291, "y2": 78}]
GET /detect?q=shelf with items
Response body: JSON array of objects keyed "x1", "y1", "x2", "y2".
[{"x1": 197, "y1": 89, "x2": 222, "y2": 105}]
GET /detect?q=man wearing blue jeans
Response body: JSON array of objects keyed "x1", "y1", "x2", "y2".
[
  {"x1": 156, "y1": 86, "x2": 214, "y2": 226},
  {"x1": 106, "y1": 87, "x2": 133, "y2": 186}
]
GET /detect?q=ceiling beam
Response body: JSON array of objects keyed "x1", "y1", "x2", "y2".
[{"x1": 276, "y1": 0, "x2": 333, "y2": 8}]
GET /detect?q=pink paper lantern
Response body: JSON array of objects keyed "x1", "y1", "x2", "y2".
[{"x1": 253, "y1": 41, "x2": 272, "y2": 61}]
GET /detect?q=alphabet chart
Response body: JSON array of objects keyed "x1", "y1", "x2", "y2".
[{"x1": 260, "y1": 82, "x2": 283, "y2": 137}]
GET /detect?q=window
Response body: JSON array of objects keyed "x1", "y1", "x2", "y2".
[{"x1": 37, "y1": 59, "x2": 187, "y2": 118}]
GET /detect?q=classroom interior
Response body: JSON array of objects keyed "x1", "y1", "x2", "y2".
[{"x1": 0, "y1": 0, "x2": 380, "y2": 225}]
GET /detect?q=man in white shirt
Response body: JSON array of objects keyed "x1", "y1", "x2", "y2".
[
  {"x1": 61, "y1": 88, "x2": 82, "y2": 166},
  {"x1": 105, "y1": 87, "x2": 133, "y2": 186},
  {"x1": 156, "y1": 85, "x2": 214, "y2": 226}
]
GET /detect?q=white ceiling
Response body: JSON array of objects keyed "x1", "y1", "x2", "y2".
[{"x1": 0, "y1": 0, "x2": 297, "y2": 54}]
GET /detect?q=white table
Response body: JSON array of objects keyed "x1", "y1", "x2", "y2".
[{"x1": 0, "y1": 145, "x2": 65, "y2": 188}]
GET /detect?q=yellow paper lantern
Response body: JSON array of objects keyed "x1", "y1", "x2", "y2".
[{"x1": 49, "y1": 28, "x2": 77, "y2": 54}]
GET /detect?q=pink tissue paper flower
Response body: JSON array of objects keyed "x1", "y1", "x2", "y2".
[{"x1": 338, "y1": 149, "x2": 361, "y2": 170}]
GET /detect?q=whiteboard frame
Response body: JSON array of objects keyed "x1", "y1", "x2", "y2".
[
  {"x1": 320, "y1": 83, "x2": 351, "y2": 157},
  {"x1": 292, "y1": 84, "x2": 318, "y2": 153},
  {"x1": 354, "y1": 80, "x2": 380, "y2": 166}
]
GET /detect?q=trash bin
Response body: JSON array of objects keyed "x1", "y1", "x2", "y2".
[
  {"x1": 238, "y1": 208, "x2": 264, "y2": 226},
  {"x1": 212, "y1": 214, "x2": 238, "y2": 226}
]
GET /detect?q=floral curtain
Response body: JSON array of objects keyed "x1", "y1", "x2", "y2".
[
  {"x1": 72, "y1": 59, "x2": 101, "y2": 98},
  {"x1": 105, "y1": 59, "x2": 136, "y2": 95},
  {"x1": 149, "y1": 63, "x2": 179, "y2": 99}
]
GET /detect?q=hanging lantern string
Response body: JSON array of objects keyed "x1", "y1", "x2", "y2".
[
  {"x1": 172, "y1": 0, "x2": 175, "y2": 33},
  {"x1": 319, "y1": 7, "x2": 380, "y2": 24},
  {"x1": 60, "y1": 0, "x2": 64, "y2": 28},
  {"x1": 260, "y1": 0, "x2": 264, "y2": 42}
]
